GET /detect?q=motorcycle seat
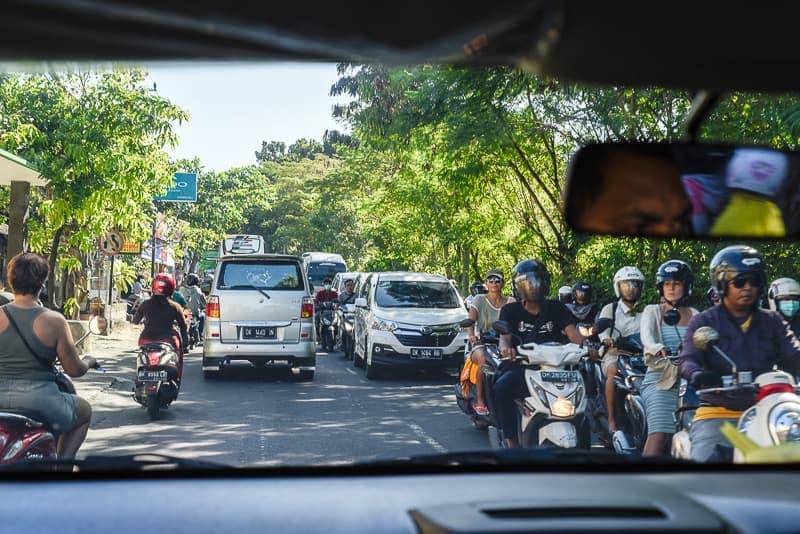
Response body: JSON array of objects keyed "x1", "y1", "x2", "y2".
[{"x1": 0, "y1": 410, "x2": 48, "y2": 429}]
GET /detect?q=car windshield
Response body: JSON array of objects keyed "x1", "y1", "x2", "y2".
[
  {"x1": 2, "y1": 60, "x2": 800, "y2": 473},
  {"x1": 375, "y1": 280, "x2": 461, "y2": 308},
  {"x1": 217, "y1": 261, "x2": 302, "y2": 290}
]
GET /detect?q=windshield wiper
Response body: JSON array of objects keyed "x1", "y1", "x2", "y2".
[
  {"x1": 227, "y1": 284, "x2": 271, "y2": 299},
  {"x1": 0, "y1": 453, "x2": 227, "y2": 473}
]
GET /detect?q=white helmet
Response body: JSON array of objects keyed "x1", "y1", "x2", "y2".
[
  {"x1": 613, "y1": 266, "x2": 645, "y2": 299},
  {"x1": 767, "y1": 277, "x2": 800, "y2": 311},
  {"x1": 558, "y1": 285, "x2": 573, "y2": 303},
  {"x1": 726, "y1": 148, "x2": 788, "y2": 198}
]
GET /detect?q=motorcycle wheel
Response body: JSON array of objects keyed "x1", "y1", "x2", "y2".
[
  {"x1": 146, "y1": 398, "x2": 160, "y2": 421},
  {"x1": 488, "y1": 426, "x2": 504, "y2": 449}
]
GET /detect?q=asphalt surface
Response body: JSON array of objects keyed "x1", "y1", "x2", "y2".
[{"x1": 76, "y1": 328, "x2": 488, "y2": 466}]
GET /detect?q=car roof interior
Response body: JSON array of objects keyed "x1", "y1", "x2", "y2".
[{"x1": 3, "y1": 0, "x2": 799, "y2": 91}]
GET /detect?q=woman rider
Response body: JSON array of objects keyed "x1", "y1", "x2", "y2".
[
  {"x1": 0, "y1": 253, "x2": 98, "y2": 457},
  {"x1": 640, "y1": 260, "x2": 698, "y2": 457}
]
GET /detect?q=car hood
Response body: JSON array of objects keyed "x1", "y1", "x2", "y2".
[{"x1": 373, "y1": 306, "x2": 467, "y2": 327}]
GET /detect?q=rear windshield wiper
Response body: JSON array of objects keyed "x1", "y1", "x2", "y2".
[
  {"x1": 226, "y1": 285, "x2": 271, "y2": 299},
  {"x1": 0, "y1": 453, "x2": 227, "y2": 473}
]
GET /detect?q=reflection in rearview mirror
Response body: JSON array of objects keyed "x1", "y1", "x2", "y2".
[{"x1": 565, "y1": 143, "x2": 799, "y2": 238}]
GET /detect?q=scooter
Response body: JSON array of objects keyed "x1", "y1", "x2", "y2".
[
  {"x1": 0, "y1": 315, "x2": 106, "y2": 465},
  {"x1": 680, "y1": 326, "x2": 800, "y2": 462},
  {"x1": 318, "y1": 301, "x2": 337, "y2": 352},
  {"x1": 337, "y1": 303, "x2": 356, "y2": 359},
  {"x1": 454, "y1": 320, "x2": 503, "y2": 431},
  {"x1": 133, "y1": 329, "x2": 182, "y2": 421},
  {"x1": 492, "y1": 320, "x2": 592, "y2": 449}
]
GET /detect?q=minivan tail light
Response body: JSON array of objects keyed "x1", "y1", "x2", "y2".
[
  {"x1": 207, "y1": 296, "x2": 220, "y2": 319},
  {"x1": 301, "y1": 297, "x2": 314, "y2": 319}
]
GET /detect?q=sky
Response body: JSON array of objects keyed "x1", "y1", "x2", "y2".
[{"x1": 148, "y1": 62, "x2": 347, "y2": 171}]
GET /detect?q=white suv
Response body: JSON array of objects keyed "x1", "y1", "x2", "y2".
[{"x1": 352, "y1": 272, "x2": 468, "y2": 379}]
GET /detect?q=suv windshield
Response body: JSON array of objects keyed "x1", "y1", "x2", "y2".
[
  {"x1": 218, "y1": 261, "x2": 303, "y2": 290},
  {"x1": 375, "y1": 280, "x2": 460, "y2": 308}
]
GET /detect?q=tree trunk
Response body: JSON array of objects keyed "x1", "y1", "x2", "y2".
[
  {"x1": 7, "y1": 181, "x2": 30, "y2": 257},
  {"x1": 46, "y1": 225, "x2": 65, "y2": 310}
]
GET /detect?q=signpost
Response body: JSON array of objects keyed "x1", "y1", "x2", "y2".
[
  {"x1": 97, "y1": 230, "x2": 123, "y2": 326},
  {"x1": 151, "y1": 172, "x2": 198, "y2": 277}
]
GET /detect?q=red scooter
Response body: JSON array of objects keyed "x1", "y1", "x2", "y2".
[
  {"x1": 133, "y1": 327, "x2": 183, "y2": 421},
  {"x1": 0, "y1": 315, "x2": 106, "y2": 465}
]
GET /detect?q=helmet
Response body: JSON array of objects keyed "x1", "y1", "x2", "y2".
[
  {"x1": 767, "y1": 277, "x2": 800, "y2": 311},
  {"x1": 572, "y1": 281, "x2": 592, "y2": 304},
  {"x1": 512, "y1": 259, "x2": 551, "y2": 303},
  {"x1": 470, "y1": 282, "x2": 487, "y2": 296},
  {"x1": 613, "y1": 266, "x2": 645, "y2": 299},
  {"x1": 710, "y1": 245, "x2": 766, "y2": 296},
  {"x1": 725, "y1": 148, "x2": 789, "y2": 198},
  {"x1": 558, "y1": 285, "x2": 573, "y2": 304},
  {"x1": 706, "y1": 286, "x2": 720, "y2": 306},
  {"x1": 185, "y1": 273, "x2": 200, "y2": 286},
  {"x1": 152, "y1": 272, "x2": 176, "y2": 297},
  {"x1": 656, "y1": 260, "x2": 693, "y2": 306}
]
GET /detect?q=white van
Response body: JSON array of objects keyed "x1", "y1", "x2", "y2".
[
  {"x1": 302, "y1": 252, "x2": 347, "y2": 294},
  {"x1": 219, "y1": 235, "x2": 265, "y2": 257}
]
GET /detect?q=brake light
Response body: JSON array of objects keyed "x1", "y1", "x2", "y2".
[
  {"x1": 207, "y1": 296, "x2": 220, "y2": 319},
  {"x1": 301, "y1": 297, "x2": 314, "y2": 319}
]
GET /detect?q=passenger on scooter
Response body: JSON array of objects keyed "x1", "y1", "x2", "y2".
[
  {"x1": 494, "y1": 259, "x2": 592, "y2": 448},
  {"x1": 132, "y1": 273, "x2": 188, "y2": 381},
  {"x1": 180, "y1": 273, "x2": 207, "y2": 341},
  {"x1": 679, "y1": 245, "x2": 800, "y2": 462},
  {"x1": 767, "y1": 277, "x2": 800, "y2": 338},
  {"x1": 466, "y1": 268, "x2": 515, "y2": 416},
  {"x1": 0, "y1": 253, "x2": 98, "y2": 457},
  {"x1": 640, "y1": 260, "x2": 698, "y2": 457},
  {"x1": 598, "y1": 266, "x2": 645, "y2": 434},
  {"x1": 566, "y1": 281, "x2": 600, "y2": 335}
]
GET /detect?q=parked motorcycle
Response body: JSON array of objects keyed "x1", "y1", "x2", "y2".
[
  {"x1": 318, "y1": 301, "x2": 337, "y2": 352},
  {"x1": 454, "y1": 320, "x2": 503, "y2": 431},
  {"x1": 133, "y1": 333, "x2": 182, "y2": 421},
  {"x1": 0, "y1": 315, "x2": 106, "y2": 465}
]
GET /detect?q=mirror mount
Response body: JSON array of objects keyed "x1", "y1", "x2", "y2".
[{"x1": 684, "y1": 90, "x2": 722, "y2": 142}]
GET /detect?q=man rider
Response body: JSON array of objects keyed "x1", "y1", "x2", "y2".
[
  {"x1": 767, "y1": 277, "x2": 800, "y2": 338},
  {"x1": 494, "y1": 259, "x2": 592, "y2": 448},
  {"x1": 598, "y1": 266, "x2": 645, "y2": 435},
  {"x1": 679, "y1": 245, "x2": 800, "y2": 462},
  {"x1": 337, "y1": 278, "x2": 356, "y2": 305},
  {"x1": 180, "y1": 273, "x2": 207, "y2": 341},
  {"x1": 314, "y1": 277, "x2": 339, "y2": 339}
]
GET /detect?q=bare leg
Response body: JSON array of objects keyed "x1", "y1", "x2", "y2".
[
  {"x1": 643, "y1": 432, "x2": 669, "y2": 457},
  {"x1": 57, "y1": 396, "x2": 91, "y2": 458},
  {"x1": 605, "y1": 362, "x2": 618, "y2": 432},
  {"x1": 470, "y1": 349, "x2": 488, "y2": 406}
]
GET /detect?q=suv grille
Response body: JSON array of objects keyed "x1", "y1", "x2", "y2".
[{"x1": 394, "y1": 330, "x2": 457, "y2": 347}]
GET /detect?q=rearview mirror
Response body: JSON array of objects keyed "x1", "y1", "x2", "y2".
[
  {"x1": 565, "y1": 143, "x2": 800, "y2": 238},
  {"x1": 693, "y1": 326, "x2": 720, "y2": 351},
  {"x1": 88, "y1": 315, "x2": 108, "y2": 335}
]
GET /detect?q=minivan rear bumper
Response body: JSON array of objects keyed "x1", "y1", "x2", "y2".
[{"x1": 202, "y1": 339, "x2": 315, "y2": 370}]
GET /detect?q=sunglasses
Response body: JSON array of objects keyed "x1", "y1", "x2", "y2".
[
  {"x1": 486, "y1": 276, "x2": 503, "y2": 283},
  {"x1": 730, "y1": 275, "x2": 762, "y2": 289}
]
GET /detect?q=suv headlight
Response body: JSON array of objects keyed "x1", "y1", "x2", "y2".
[
  {"x1": 371, "y1": 317, "x2": 398, "y2": 332},
  {"x1": 768, "y1": 402, "x2": 800, "y2": 444}
]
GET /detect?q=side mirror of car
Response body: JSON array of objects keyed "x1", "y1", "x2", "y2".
[{"x1": 355, "y1": 297, "x2": 368, "y2": 308}]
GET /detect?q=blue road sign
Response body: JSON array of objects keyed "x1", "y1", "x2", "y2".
[{"x1": 155, "y1": 172, "x2": 197, "y2": 202}]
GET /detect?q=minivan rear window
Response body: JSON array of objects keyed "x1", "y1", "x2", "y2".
[
  {"x1": 217, "y1": 261, "x2": 304, "y2": 290},
  {"x1": 375, "y1": 280, "x2": 460, "y2": 308},
  {"x1": 307, "y1": 262, "x2": 347, "y2": 285}
]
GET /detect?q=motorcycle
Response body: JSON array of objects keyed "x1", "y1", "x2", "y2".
[
  {"x1": 186, "y1": 310, "x2": 204, "y2": 350},
  {"x1": 454, "y1": 319, "x2": 503, "y2": 431},
  {"x1": 678, "y1": 326, "x2": 800, "y2": 462},
  {"x1": 133, "y1": 331, "x2": 182, "y2": 421},
  {"x1": 337, "y1": 303, "x2": 356, "y2": 359},
  {"x1": 491, "y1": 320, "x2": 592, "y2": 449},
  {"x1": 318, "y1": 301, "x2": 337, "y2": 352},
  {"x1": 0, "y1": 315, "x2": 106, "y2": 465}
]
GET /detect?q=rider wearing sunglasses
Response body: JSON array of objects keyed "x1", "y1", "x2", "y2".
[{"x1": 679, "y1": 245, "x2": 800, "y2": 462}]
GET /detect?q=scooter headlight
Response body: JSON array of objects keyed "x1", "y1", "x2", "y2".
[
  {"x1": 768, "y1": 402, "x2": 800, "y2": 444},
  {"x1": 551, "y1": 397, "x2": 576, "y2": 418},
  {"x1": 2, "y1": 439, "x2": 24, "y2": 461}
]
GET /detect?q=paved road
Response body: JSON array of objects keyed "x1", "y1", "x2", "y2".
[{"x1": 77, "y1": 331, "x2": 488, "y2": 466}]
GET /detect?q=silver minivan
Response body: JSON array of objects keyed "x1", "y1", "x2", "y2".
[{"x1": 202, "y1": 254, "x2": 316, "y2": 380}]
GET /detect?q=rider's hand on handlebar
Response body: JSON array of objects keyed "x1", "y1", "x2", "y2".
[
  {"x1": 690, "y1": 370, "x2": 722, "y2": 389},
  {"x1": 468, "y1": 334, "x2": 479, "y2": 346},
  {"x1": 500, "y1": 347, "x2": 516, "y2": 360},
  {"x1": 601, "y1": 338, "x2": 614, "y2": 348},
  {"x1": 82, "y1": 355, "x2": 99, "y2": 369}
]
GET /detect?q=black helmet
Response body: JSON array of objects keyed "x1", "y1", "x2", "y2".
[
  {"x1": 470, "y1": 281, "x2": 487, "y2": 296},
  {"x1": 185, "y1": 273, "x2": 200, "y2": 286},
  {"x1": 656, "y1": 260, "x2": 693, "y2": 305},
  {"x1": 512, "y1": 259, "x2": 551, "y2": 303},
  {"x1": 710, "y1": 245, "x2": 766, "y2": 297},
  {"x1": 572, "y1": 281, "x2": 592, "y2": 304}
]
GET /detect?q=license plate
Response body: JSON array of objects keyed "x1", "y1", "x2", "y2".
[
  {"x1": 242, "y1": 327, "x2": 277, "y2": 339},
  {"x1": 410, "y1": 348, "x2": 443, "y2": 360},
  {"x1": 138, "y1": 370, "x2": 168, "y2": 381},
  {"x1": 540, "y1": 371, "x2": 579, "y2": 382},
  {"x1": 270, "y1": 360, "x2": 289, "y2": 365}
]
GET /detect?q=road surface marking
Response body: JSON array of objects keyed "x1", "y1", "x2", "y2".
[
  {"x1": 407, "y1": 422, "x2": 447, "y2": 453},
  {"x1": 346, "y1": 368, "x2": 359, "y2": 377}
]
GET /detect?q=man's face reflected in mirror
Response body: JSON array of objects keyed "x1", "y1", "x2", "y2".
[{"x1": 568, "y1": 146, "x2": 692, "y2": 236}]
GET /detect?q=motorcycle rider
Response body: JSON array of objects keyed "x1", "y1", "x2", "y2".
[
  {"x1": 679, "y1": 245, "x2": 800, "y2": 462},
  {"x1": 466, "y1": 268, "x2": 515, "y2": 416},
  {"x1": 640, "y1": 260, "x2": 699, "y2": 457},
  {"x1": 132, "y1": 273, "x2": 189, "y2": 381},
  {"x1": 180, "y1": 273, "x2": 207, "y2": 342},
  {"x1": 314, "y1": 277, "x2": 339, "y2": 340},
  {"x1": 337, "y1": 278, "x2": 357, "y2": 305},
  {"x1": 0, "y1": 253, "x2": 98, "y2": 458},
  {"x1": 566, "y1": 281, "x2": 600, "y2": 334},
  {"x1": 558, "y1": 285, "x2": 573, "y2": 304},
  {"x1": 464, "y1": 281, "x2": 488, "y2": 309},
  {"x1": 767, "y1": 277, "x2": 800, "y2": 338},
  {"x1": 598, "y1": 266, "x2": 645, "y2": 435},
  {"x1": 494, "y1": 259, "x2": 591, "y2": 448}
]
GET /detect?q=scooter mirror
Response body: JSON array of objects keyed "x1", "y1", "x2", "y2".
[
  {"x1": 692, "y1": 326, "x2": 720, "y2": 351},
  {"x1": 491, "y1": 320, "x2": 512, "y2": 335},
  {"x1": 459, "y1": 318, "x2": 475, "y2": 328},
  {"x1": 594, "y1": 317, "x2": 613, "y2": 333},
  {"x1": 88, "y1": 315, "x2": 108, "y2": 335}
]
